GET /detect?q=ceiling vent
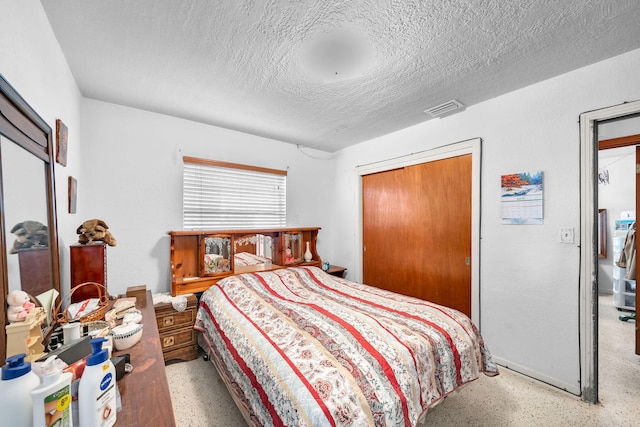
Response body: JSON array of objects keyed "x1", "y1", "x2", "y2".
[{"x1": 424, "y1": 100, "x2": 465, "y2": 118}]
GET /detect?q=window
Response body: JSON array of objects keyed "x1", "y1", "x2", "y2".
[{"x1": 183, "y1": 156, "x2": 286, "y2": 230}]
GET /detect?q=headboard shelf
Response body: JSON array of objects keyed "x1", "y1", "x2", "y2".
[{"x1": 169, "y1": 227, "x2": 321, "y2": 296}]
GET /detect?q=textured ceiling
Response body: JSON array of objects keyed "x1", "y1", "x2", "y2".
[{"x1": 41, "y1": 0, "x2": 640, "y2": 152}]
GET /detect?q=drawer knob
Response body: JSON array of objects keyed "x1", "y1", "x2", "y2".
[
  {"x1": 163, "y1": 316, "x2": 174, "y2": 326},
  {"x1": 163, "y1": 336, "x2": 175, "y2": 347}
]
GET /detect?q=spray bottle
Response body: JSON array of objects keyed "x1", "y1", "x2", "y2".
[
  {"x1": 78, "y1": 337, "x2": 117, "y2": 427},
  {"x1": 0, "y1": 353, "x2": 40, "y2": 427},
  {"x1": 31, "y1": 355, "x2": 73, "y2": 427}
]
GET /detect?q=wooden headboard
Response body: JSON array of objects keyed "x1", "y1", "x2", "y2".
[{"x1": 168, "y1": 227, "x2": 321, "y2": 296}]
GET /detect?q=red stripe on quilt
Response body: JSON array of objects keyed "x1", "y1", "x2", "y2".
[
  {"x1": 200, "y1": 295, "x2": 285, "y2": 427},
  {"x1": 318, "y1": 269, "x2": 476, "y2": 341},
  {"x1": 253, "y1": 272, "x2": 411, "y2": 426},
  {"x1": 301, "y1": 267, "x2": 464, "y2": 387},
  {"x1": 221, "y1": 281, "x2": 336, "y2": 427}
]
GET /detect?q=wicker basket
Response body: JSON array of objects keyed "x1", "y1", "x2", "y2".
[{"x1": 56, "y1": 282, "x2": 109, "y2": 323}]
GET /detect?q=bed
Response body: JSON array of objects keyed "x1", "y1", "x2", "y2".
[
  {"x1": 234, "y1": 251, "x2": 273, "y2": 267},
  {"x1": 194, "y1": 266, "x2": 498, "y2": 426}
]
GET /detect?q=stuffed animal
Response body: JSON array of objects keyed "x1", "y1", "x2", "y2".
[
  {"x1": 9, "y1": 220, "x2": 48, "y2": 254},
  {"x1": 7, "y1": 290, "x2": 35, "y2": 323},
  {"x1": 77, "y1": 219, "x2": 117, "y2": 246}
]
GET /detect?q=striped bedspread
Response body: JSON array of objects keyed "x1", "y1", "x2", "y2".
[{"x1": 195, "y1": 266, "x2": 498, "y2": 427}]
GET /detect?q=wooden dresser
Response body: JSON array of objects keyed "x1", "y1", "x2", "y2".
[
  {"x1": 112, "y1": 290, "x2": 176, "y2": 426},
  {"x1": 154, "y1": 294, "x2": 199, "y2": 362},
  {"x1": 70, "y1": 243, "x2": 107, "y2": 302}
]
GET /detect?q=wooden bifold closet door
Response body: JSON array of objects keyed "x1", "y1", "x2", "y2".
[{"x1": 362, "y1": 154, "x2": 472, "y2": 316}]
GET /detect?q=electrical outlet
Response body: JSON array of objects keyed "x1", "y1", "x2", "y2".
[{"x1": 560, "y1": 227, "x2": 574, "y2": 243}]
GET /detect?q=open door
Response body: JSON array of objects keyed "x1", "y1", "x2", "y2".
[{"x1": 599, "y1": 133, "x2": 640, "y2": 354}]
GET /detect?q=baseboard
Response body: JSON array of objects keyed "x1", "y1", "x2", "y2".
[{"x1": 493, "y1": 356, "x2": 581, "y2": 396}]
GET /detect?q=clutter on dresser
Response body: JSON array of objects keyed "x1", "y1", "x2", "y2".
[
  {"x1": 56, "y1": 281, "x2": 109, "y2": 324},
  {"x1": 5, "y1": 305, "x2": 47, "y2": 362},
  {"x1": 31, "y1": 355, "x2": 74, "y2": 427},
  {"x1": 0, "y1": 353, "x2": 41, "y2": 426},
  {"x1": 78, "y1": 337, "x2": 117, "y2": 427},
  {"x1": 21, "y1": 289, "x2": 150, "y2": 427}
]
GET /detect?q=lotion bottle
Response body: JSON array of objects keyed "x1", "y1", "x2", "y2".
[
  {"x1": 31, "y1": 355, "x2": 73, "y2": 427},
  {"x1": 79, "y1": 337, "x2": 117, "y2": 427},
  {"x1": 0, "y1": 353, "x2": 40, "y2": 427}
]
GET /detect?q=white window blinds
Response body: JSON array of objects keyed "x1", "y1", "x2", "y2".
[{"x1": 183, "y1": 157, "x2": 287, "y2": 230}]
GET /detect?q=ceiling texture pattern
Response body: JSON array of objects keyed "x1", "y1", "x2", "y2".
[{"x1": 42, "y1": 0, "x2": 640, "y2": 152}]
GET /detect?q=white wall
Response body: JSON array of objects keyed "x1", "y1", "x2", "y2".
[
  {"x1": 330, "y1": 48, "x2": 640, "y2": 393},
  {"x1": 79, "y1": 99, "x2": 335, "y2": 296},
  {"x1": 0, "y1": 0, "x2": 83, "y2": 296}
]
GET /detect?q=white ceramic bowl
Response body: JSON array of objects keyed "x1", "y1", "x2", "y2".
[{"x1": 110, "y1": 322, "x2": 143, "y2": 350}]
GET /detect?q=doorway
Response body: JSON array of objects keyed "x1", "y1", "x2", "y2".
[{"x1": 579, "y1": 100, "x2": 640, "y2": 404}]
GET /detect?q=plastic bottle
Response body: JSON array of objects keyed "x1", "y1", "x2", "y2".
[
  {"x1": 31, "y1": 355, "x2": 73, "y2": 427},
  {"x1": 0, "y1": 353, "x2": 40, "y2": 427},
  {"x1": 78, "y1": 337, "x2": 117, "y2": 427}
]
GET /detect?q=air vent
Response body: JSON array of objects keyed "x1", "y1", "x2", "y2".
[{"x1": 424, "y1": 100, "x2": 465, "y2": 118}]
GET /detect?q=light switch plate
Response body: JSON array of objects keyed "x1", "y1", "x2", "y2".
[{"x1": 560, "y1": 227, "x2": 574, "y2": 243}]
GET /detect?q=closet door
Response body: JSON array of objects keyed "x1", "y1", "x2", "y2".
[{"x1": 362, "y1": 154, "x2": 472, "y2": 316}]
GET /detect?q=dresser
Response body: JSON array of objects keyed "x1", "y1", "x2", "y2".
[
  {"x1": 154, "y1": 294, "x2": 199, "y2": 362},
  {"x1": 70, "y1": 243, "x2": 107, "y2": 302},
  {"x1": 112, "y1": 290, "x2": 176, "y2": 426}
]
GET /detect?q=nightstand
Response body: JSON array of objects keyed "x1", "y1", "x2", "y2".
[
  {"x1": 154, "y1": 294, "x2": 199, "y2": 362},
  {"x1": 326, "y1": 265, "x2": 347, "y2": 278}
]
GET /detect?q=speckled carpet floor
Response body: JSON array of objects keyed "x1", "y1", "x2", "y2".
[{"x1": 166, "y1": 295, "x2": 640, "y2": 426}]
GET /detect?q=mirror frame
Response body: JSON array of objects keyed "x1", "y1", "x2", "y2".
[{"x1": 0, "y1": 74, "x2": 60, "y2": 362}]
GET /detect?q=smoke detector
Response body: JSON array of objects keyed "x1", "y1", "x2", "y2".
[{"x1": 424, "y1": 100, "x2": 465, "y2": 118}]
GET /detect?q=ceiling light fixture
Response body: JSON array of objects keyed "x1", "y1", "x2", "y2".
[{"x1": 299, "y1": 28, "x2": 376, "y2": 84}]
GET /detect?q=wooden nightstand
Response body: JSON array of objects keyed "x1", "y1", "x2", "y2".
[
  {"x1": 154, "y1": 294, "x2": 199, "y2": 362},
  {"x1": 326, "y1": 265, "x2": 347, "y2": 278}
]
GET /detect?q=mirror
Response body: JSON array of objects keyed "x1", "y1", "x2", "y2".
[
  {"x1": 2, "y1": 136, "x2": 50, "y2": 294},
  {"x1": 283, "y1": 231, "x2": 303, "y2": 264},
  {"x1": 202, "y1": 235, "x2": 232, "y2": 276},
  {"x1": 234, "y1": 233, "x2": 275, "y2": 271},
  {"x1": 0, "y1": 74, "x2": 61, "y2": 363}
]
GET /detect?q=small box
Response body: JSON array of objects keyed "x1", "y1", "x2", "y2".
[{"x1": 126, "y1": 285, "x2": 147, "y2": 302}]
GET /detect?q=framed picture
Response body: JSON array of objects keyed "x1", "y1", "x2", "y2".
[
  {"x1": 68, "y1": 176, "x2": 77, "y2": 214},
  {"x1": 56, "y1": 119, "x2": 68, "y2": 166}
]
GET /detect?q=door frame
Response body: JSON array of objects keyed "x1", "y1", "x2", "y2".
[
  {"x1": 354, "y1": 138, "x2": 482, "y2": 325},
  {"x1": 579, "y1": 100, "x2": 640, "y2": 403}
]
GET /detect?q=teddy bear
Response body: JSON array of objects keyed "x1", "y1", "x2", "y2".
[
  {"x1": 9, "y1": 220, "x2": 48, "y2": 254},
  {"x1": 77, "y1": 219, "x2": 117, "y2": 246},
  {"x1": 7, "y1": 289, "x2": 35, "y2": 323}
]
